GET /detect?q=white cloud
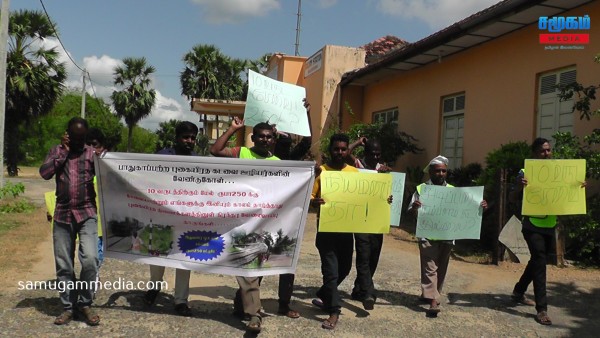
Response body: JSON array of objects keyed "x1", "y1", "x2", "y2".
[
  {"x1": 190, "y1": 0, "x2": 280, "y2": 24},
  {"x1": 376, "y1": 0, "x2": 500, "y2": 30},
  {"x1": 142, "y1": 91, "x2": 200, "y2": 132},
  {"x1": 31, "y1": 41, "x2": 192, "y2": 132}
]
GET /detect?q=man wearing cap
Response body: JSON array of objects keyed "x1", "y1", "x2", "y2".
[{"x1": 408, "y1": 155, "x2": 487, "y2": 315}]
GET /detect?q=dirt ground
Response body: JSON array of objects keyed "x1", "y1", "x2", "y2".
[{"x1": 1, "y1": 168, "x2": 599, "y2": 337}]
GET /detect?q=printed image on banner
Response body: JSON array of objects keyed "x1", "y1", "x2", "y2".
[
  {"x1": 416, "y1": 185, "x2": 484, "y2": 240},
  {"x1": 243, "y1": 70, "x2": 310, "y2": 136},
  {"x1": 522, "y1": 159, "x2": 586, "y2": 215},
  {"x1": 96, "y1": 152, "x2": 315, "y2": 277},
  {"x1": 318, "y1": 171, "x2": 392, "y2": 233}
]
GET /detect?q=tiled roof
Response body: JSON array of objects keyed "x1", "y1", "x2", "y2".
[{"x1": 362, "y1": 35, "x2": 409, "y2": 63}]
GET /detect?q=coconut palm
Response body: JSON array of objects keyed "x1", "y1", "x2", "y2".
[
  {"x1": 5, "y1": 9, "x2": 67, "y2": 176},
  {"x1": 110, "y1": 57, "x2": 156, "y2": 152},
  {"x1": 180, "y1": 44, "x2": 246, "y2": 102}
]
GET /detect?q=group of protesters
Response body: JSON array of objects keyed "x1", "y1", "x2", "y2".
[{"x1": 39, "y1": 98, "x2": 581, "y2": 332}]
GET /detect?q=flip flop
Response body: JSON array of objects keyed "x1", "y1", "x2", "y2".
[
  {"x1": 80, "y1": 306, "x2": 100, "y2": 326},
  {"x1": 312, "y1": 298, "x2": 324, "y2": 309},
  {"x1": 246, "y1": 315, "x2": 262, "y2": 333},
  {"x1": 321, "y1": 314, "x2": 338, "y2": 330},
  {"x1": 536, "y1": 311, "x2": 552, "y2": 325},
  {"x1": 54, "y1": 310, "x2": 73, "y2": 325},
  {"x1": 278, "y1": 307, "x2": 300, "y2": 319}
]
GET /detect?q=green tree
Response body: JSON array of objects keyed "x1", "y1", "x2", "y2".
[
  {"x1": 180, "y1": 44, "x2": 246, "y2": 102},
  {"x1": 558, "y1": 53, "x2": 600, "y2": 120},
  {"x1": 111, "y1": 57, "x2": 156, "y2": 152},
  {"x1": 155, "y1": 119, "x2": 179, "y2": 152},
  {"x1": 319, "y1": 122, "x2": 421, "y2": 164},
  {"x1": 552, "y1": 53, "x2": 599, "y2": 264},
  {"x1": 5, "y1": 9, "x2": 67, "y2": 175},
  {"x1": 115, "y1": 126, "x2": 157, "y2": 154},
  {"x1": 20, "y1": 92, "x2": 123, "y2": 165}
]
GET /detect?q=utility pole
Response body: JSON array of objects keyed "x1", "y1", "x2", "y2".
[
  {"x1": 294, "y1": 0, "x2": 302, "y2": 56},
  {"x1": 80, "y1": 68, "x2": 86, "y2": 118},
  {"x1": 0, "y1": 0, "x2": 11, "y2": 188}
]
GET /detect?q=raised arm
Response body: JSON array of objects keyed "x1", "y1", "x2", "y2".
[
  {"x1": 210, "y1": 117, "x2": 245, "y2": 157},
  {"x1": 39, "y1": 133, "x2": 70, "y2": 180}
]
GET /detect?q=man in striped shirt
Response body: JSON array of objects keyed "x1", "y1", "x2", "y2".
[{"x1": 39, "y1": 117, "x2": 100, "y2": 326}]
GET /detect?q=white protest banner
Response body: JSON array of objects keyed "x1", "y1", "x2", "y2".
[
  {"x1": 416, "y1": 185, "x2": 484, "y2": 240},
  {"x1": 498, "y1": 215, "x2": 529, "y2": 264},
  {"x1": 96, "y1": 152, "x2": 315, "y2": 277},
  {"x1": 390, "y1": 172, "x2": 406, "y2": 227},
  {"x1": 244, "y1": 69, "x2": 310, "y2": 136}
]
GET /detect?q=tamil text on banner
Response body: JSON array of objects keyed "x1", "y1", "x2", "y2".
[
  {"x1": 416, "y1": 185, "x2": 484, "y2": 240},
  {"x1": 390, "y1": 172, "x2": 406, "y2": 227},
  {"x1": 95, "y1": 152, "x2": 315, "y2": 277},
  {"x1": 318, "y1": 171, "x2": 392, "y2": 233},
  {"x1": 244, "y1": 69, "x2": 310, "y2": 136},
  {"x1": 356, "y1": 169, "x2": 406, "y2": 227},
  {"x1": 522, "y1": 159, "x2": 586, "y2": 215}
]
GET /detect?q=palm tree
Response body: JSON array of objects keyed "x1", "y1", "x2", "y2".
[
  {"x1": 110, "y1": 57, "x2": 156, "y2": 152},
  {"x1": 5, "y1": 10, "x2": 67, "y2": 176},
  {"x1": 179, "y1": 44, "x2": 246, "y2": 103}
]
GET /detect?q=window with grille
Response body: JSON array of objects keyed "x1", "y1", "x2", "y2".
[
  {"x1": 372, "y1": 108, "x2": 399, "y2": 126},
  {"x1": 441, "y1": 93, "x2": 465, "y2": 169}
]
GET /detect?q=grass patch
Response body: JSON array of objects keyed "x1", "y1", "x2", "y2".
[
  {"x1": 0, "y1": 206, "x2": 51, "y2": 288},
  {"x1": 0, "y1": 220, "x2": 20, "y2": 236},
  {"x1": 0, "y1": 198, "x2": 36, "y2": 214}
]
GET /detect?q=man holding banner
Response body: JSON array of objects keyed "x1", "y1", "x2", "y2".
[
  {"x1": 210, "y1": 117, "x2": 279, "y2": 333},
  {"x1": 145, "y1": 121, "x2": 199, "y2": 317},
  {"x1": 310, "y1": 133, "x2": 358, "y2": 330},
  {"x1": 408, "y1": 155, "x2": 487, "y2": 316},
  {"x1": 510, "y1": 138, "x2": 587, "y2": 326},
  {"x1": 348, "y1": 138, "x2": 392, "y2": 310}
]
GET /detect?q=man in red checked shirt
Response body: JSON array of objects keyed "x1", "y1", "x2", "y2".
[{"x1": 39, "y1": 117, "x2": 100, "y2": 326}]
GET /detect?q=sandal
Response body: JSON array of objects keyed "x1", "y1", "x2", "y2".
[
  {"x1": 312, "y1": 298, "x2": 324, "y2": 309},
  {"x1": 511, "y1": 292, "x2": 535, "y2": 306},
  {"x1": 79, "y1": 306, "x2": 100, "y2": 326},
  {"x1": 321, "y1": 313, "x2": 338, "y2": 330},
  {"x1": 536, "y1": 311, "x2": 552, "y2": 325},
  {"x1": 54, "y1": 310, "x2": 73, "y2": 325},
  {"x1": 278, "y1": 306, "x2": 300, "y2": 319},
  {"x1": 246, "y1": 315, "x2": 262, "y2": 333},
  {"x1": 426, "y1": 302, "x2": 441, "y2": 316}
]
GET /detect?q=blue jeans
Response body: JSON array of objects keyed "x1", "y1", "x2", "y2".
[
  {"x1": 53, "y1": 216, "x2": 98, "y2": 311},
  {"x1": 97, "y1": 236, "x2": 104, "y2": 268}
]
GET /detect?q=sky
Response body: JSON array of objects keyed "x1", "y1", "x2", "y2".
[{"x1": 15, "y1": 0, "x2": 500, "y2": 131}]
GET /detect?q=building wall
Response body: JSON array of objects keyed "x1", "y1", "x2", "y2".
[
  {"x1": 265, "y1": 46, "x2": 366, "y2": 156},
  {"x1": 304, "y1": 45, "x2": 366, "y2": 154},
  {"x1": 347, "y1": 1, "x2": 600, "y2": 170}
]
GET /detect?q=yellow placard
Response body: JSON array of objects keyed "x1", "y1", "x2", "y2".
[
  {"x1": 44, "y1": 191, "x2": 56, "y2": 221},
  {"x1": 522, "y1": 159, "x2": 586, "y2": 215},
  {"x1": 318, "y1": 171, "x2": 392, "y2": 233}
]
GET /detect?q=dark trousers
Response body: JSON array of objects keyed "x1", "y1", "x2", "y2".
[
  {"x1": 513, "y1": 228, "x2": 555, "y2": 313},
  {"x1": 352, "y1": 233, "x2": 383, "y2": 300},
  {"x1": 233, "y1": 274, "x2": 295, "y2": 312},
  {"x1": 316, "y1": 232, "x2": 354, "y2": 315}
]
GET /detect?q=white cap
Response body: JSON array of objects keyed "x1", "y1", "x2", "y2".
[{"x1": 423, "y1": 155, "x2": 449, "y2": 173}]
